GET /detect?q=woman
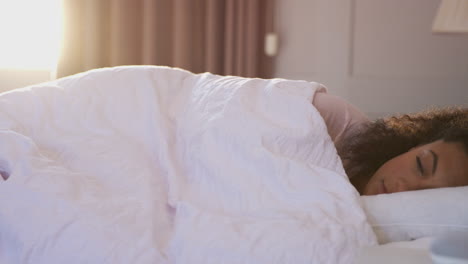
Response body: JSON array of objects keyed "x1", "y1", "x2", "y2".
[{"x1": 313, "y1": 92, "x2": 468, "y2": 196}]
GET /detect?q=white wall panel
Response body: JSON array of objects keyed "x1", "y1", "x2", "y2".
[
  {"x1": 353, "y1": 0, "x2": 468, "y2": 78},
  {"x1": 275, "y1": 0, "x2": 468, "y2": 118}
]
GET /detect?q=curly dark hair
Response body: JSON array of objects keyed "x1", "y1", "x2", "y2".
[{"x1": 337, "y1": 107, "x2": 468, "y2": 194}]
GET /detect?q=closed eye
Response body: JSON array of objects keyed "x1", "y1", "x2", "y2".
[
  {"x1": 416, "y1": 156, "x2": 425, "y2": 175},
  {"x1": 429, "y1": 150, "x2": 438, "y2": 174}
]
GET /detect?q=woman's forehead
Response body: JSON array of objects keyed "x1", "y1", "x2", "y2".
[
  {"x1": 424, "y1": 141, "x2": 468, "y2": 185},
  {"x1": 420, "y1": 140, "x2": 466, "y2": 154}
]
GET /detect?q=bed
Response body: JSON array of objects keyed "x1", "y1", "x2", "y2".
[{"x1": 0, "y1": 66, "x2": 466, "y2": 263}]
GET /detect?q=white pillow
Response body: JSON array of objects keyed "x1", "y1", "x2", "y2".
[{"x1": 360, "y1": 186, "x2": 468, "y2": 244}]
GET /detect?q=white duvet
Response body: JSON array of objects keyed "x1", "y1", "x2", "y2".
[{"x1": 0, "y1": 66, "x2": 376, "y2": 263}]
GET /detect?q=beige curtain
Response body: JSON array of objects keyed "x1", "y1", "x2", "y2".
[{"x1": 57, "y1": 0, "x2": 275, "y2": 78}]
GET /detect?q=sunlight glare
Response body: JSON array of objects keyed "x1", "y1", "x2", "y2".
[{"x1": 0, "y1": 0, "x2": 62, "y2": 70}]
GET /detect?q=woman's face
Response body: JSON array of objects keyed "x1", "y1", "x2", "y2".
[{"x1": 363, "y1": 140, "x2": 468, "y2": 195}]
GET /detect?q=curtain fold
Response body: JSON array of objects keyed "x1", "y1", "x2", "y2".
[{"x1": 57, "y1": 0, "x2": 275, "y2": 78}]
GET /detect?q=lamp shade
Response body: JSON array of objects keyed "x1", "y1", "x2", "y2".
[{"x1": 433, "y1": 0, "x2": 468, "y2": 33}]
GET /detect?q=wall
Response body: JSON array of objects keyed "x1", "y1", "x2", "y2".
[
  {"x1": 2, "y1": 0, "x2": 467, "y2": 118},
  {"x1": 0, "y1": 69, "x2": 52, "y2": 93},
  {"x1": 274, "y1": 0, "x2": 468, "y2": 118}
]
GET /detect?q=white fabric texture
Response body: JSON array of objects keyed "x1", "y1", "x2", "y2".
[
  {"x1": 0, "y1": 66, "x2": 376, "y2": 263},
  {"x1": 361, "y1": 186, "x2": 468, "y2": 244}
]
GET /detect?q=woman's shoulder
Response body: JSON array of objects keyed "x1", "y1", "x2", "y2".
[{"x1": 312, "y1": 91, "x2": 369, "y2": 143}]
